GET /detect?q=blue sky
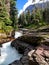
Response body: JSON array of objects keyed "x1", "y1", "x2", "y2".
[{"x1": 16, "y1": 0, "x2": 27, "y2": 12}]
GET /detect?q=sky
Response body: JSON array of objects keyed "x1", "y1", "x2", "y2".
[{"x1": 16, "y1": 0, "x2": 28, "y2": 13}]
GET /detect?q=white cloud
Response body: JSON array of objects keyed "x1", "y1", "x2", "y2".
[
  {"x1": 18, "y1": 0, "x2": 32, "y2": 16},
  {"x1": 23, "y1": 0, "x2": 32, "y2": 11}
]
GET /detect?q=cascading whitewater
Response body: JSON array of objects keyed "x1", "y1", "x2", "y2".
[{"x1": 0, "y1": 31, "x2": 22, "y2": 65}]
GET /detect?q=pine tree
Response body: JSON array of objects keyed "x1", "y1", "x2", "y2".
[
  {"x1": 43, "y1": 8, "x2": 49, "y2": 24},
  {"x1": 10, "y1": 0, "x2": 18, "y2": 30},
  {"x1": 18, "y1": 12, "x2": 28, "y2": 27},
  {"x1": 0, "y1": 0, "x2": 12, "y2": 33},
  {"x1": 26, "y1": 10, "x2": 31, "y2": 25}
]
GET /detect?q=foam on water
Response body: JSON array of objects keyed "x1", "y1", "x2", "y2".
[
  {"x1": 0, "y1": 31, "x2": 23, "y2": 65},
  {"x1": 15, "y1": 31, "x2": 23, "y2": 38}
]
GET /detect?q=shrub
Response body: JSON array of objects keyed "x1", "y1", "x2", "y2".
[
  {"x1": 4, "y1": 18, "x2": 12, "y2": 25},
  {"x1": 4, "y1": 26, "x2": 13, "y2": 34},
  {"x1": 0, "y1": 21, "x2": 5, "y2": 29}
]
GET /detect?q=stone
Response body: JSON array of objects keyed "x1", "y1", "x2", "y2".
[
  {"x1": 11, "y1": 39, "x2": 29, "y2": 54},
  {"x1": 9, "y1": 60, "x2": 22, "y2": 65},
  {"x1": 20, "y1": 56, "x2": 29, "y2": 65},
  {"x1": 0, "y1": 48, "x2": 1, "y2": 56},
  {"x1": 10, "y1": 34, "x2": 49, "y2": 65},
  {"x1": 17, "y1": 35, "x2": 42, "y2": 46},
  {"x1": 28, "y1": 45, "x2": 49, "y2": 65}
]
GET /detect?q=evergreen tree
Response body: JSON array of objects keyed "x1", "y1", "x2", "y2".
[
  {"x1": 43, "y1": 8, "x2": 49, "y2": 24},
  {"x1": 18, "y1": 14, "x2": 22, "y2": 25},
  {"x1": 18, "y1": 12, "x2": 27, "y2": 27},
  {"x1": 10, "y1": 0, "x2": 18, "y2": 30},
  {"x1": 0, "y1": 0, "x2": 12, "y2": 31},
  {"x1": 31, "y1": 10, "x2": 35, "y2": 24},
  {"x1": 31, "y1": 8, "x2": 43, "y2": 26},
  {"x1": 18, "y1": 14, "x2": 23, "y2": 26},
  {"x1": 26, "y1": 10, "x2": 31, "y2": 25}
]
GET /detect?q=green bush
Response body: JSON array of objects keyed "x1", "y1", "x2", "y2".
[
  {"x1": 4, "y1": 18, "x2": 12, "y2": 25},
  {"x1": 4, "y1": 26, "x2": 13, "y2": 34},
  {"x1": 0, "y1": 21, "x2": 5, "y2": 29},
  {"x1": 0, "y1": 30, "x2": 5, "y2": 33}
]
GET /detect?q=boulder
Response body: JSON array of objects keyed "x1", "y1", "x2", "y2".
[
  {"x1": 10, "y1": 34, "x2": 49, "y2": 65},
  {"x1": 9, "y1": 60, "x2": 22, "y2": 65},
  {"x1": 28, "y1": 45, "x2": 49, "y2": 65},
  {"x1": 20, "y1": 56, "x2": 29, "y2": 65},
  {"x1": 17, "y1": 34, "x2": 49, "y2": 46},
  {"x1": 16, "y1": 35, "x2": 43, "y2": 46},
  {"x1": 11, "y1": 39, "x2": 29, "y2": 54}
]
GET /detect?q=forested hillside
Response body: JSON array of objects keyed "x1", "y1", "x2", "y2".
[
  {"x1": 0, "y1": 0, "x2": 17, "y2": 38},
  {"x1": 18, "y1": 7, "x2": 49, "y2": 29}
]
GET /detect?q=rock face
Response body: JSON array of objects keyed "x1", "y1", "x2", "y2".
[
  {"x1": 11, "y1": 34, "x2": 49, "y2": 47},
  {"x1": 0, "y1": 30, "x2": 15, "y2": 44},
  {"x1": 15, "y1": 35, "x2": 43, "y2": 46},
  {"x1": 9, "y1": 60, "x2": 23, "y2": 65},
  {"x1": 9, "y1": 34, "x2": 49, "y2": 65},
  {"x1": 11, "y1": 39, "x2": 29, "y2": 54},
  {"x1": 28, "y1": 45, "x2": 49, "y2": 65}
]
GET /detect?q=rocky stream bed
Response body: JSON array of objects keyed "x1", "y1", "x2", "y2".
[{"x1": 9, "y1": 33, "x2": 49, "y2": 65}]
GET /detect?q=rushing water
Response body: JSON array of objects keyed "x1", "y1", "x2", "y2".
[{"x1": 0, "y1": 31, "x2": 23, "y2": 65}]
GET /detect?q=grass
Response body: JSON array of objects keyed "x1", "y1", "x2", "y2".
[{"x1": 25, "y1": 24, "x2": 38, "y2": 29}]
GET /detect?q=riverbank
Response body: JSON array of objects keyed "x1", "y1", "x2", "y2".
[
  {"x1": 0, "y1": 30, "x2": 49, "y2": 65},
  {"x1": 0, "y1": 38, "x2": 15, "y2": 45},
  {"x1": 0, "y1": 31, "x2": 23, "y2": 65}
]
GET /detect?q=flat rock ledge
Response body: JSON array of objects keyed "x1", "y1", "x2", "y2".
[
  {"x1": 0, "y1": 37, "x2": 14, "y2": 46},
  {"x1": 9, "y1": 35, "x2": 49, "y2": 65},
  {"x1": 28, "y1": 45, "x2": 49, "y2": 65}
]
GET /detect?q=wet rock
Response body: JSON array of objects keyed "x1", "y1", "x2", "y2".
[
  {"x1": 11, "y1": 39, "x2": 29, "y2": 54},
  {"x1": 11, "y1": 34, "x2": 49, "y2": 50},
  {"x1": 17, "y1": 35, "x2": 43, "y2": 46},
  {"x1": 10, "y1": 34, "x2": 49, "y2": 65},
  {"x1": 11, "y1": 35, "x2": 44, "y2": 50},
  {"x1": 0, "y1": 44, "x2": 2, "y2": 47},
  {"x1": 20, "y1": 56, "x2": 29, "y2": 65},
  {"x1": 24, "y1": 46, "x2": 33, "y2": 56},
  {"x1": 9, "y1": 60, "x2": 22, "y2": 65}
]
